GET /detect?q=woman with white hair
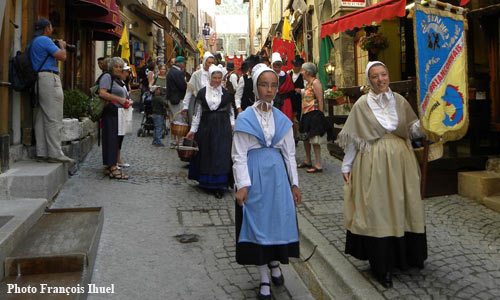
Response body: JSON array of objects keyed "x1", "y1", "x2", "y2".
[
  {"x1": 99, "y1": 57, "x2": 133, "y2": 179},
  {"x1": 232, "y1": 63, "x2": 302, "y2": 300},
  {"x1": 186, "y1": 65, "x2": 235, "y2": 199},
  {"x1": 296, "y1": 62, "x2": 331, "y2": 173},
  {"x1": 337, "y1": 61, "x2": 427, "y2": 288}
]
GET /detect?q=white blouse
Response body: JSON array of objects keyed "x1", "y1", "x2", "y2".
[
  {"x1": 232, "y1": 103, "x2": 299, "y2": 189},
  {"x1": 341, "y1": 93, "x2": 423, "y2": 173},
  {"x1": 190, "y1": 86, "x2": 235, "y2": 133}
]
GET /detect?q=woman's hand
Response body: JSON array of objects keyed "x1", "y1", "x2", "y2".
[
  {"x1": 343, "y1": 173, "x2": 350, "y2": 184},
  {"x1": 185, "y1": 131, "x2": 195, "y2": 140},
  {"x1": 295, "y1": 88, "x2": 302, "y2": 94},
  {"x1": 231, "y1": 125, "x2": 235, "y2": 132},
  {"x1": 292, "y1": 185, "x2": 302, "y2": 206},
  {"x1": 235, "y1": 187, "x2": 248, "y2": 206}
]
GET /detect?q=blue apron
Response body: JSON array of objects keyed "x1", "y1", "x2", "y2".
[{"x1": 235, "y1": 107, "x2": 299, "y2": 245}]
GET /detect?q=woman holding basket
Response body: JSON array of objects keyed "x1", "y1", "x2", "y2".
[{"x1": 186, "y1": 65, "x2": 235, "y2": 199}]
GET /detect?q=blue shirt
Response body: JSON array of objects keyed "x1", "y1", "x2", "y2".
[{"x1": 30, "y1": 36, "x2": 60, "y2": 72}]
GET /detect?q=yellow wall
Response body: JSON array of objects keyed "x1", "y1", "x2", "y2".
[{"x1": 377, "y1": 19, "x2": 402, "y2": 82}]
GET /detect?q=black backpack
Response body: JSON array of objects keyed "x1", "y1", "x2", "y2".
[{"x1": 8, "y1": 39, "x2": 49, "y2": 92}]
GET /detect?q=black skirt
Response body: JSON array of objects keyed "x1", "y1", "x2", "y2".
[
  {"x1": 345, "y1": 230, "x2": 428, "y2": 276},
  {"x1": 235, "y1": 201, "x2": 300, "y2": 265},
  {"x1": 101, "y1": 104, "x2": 119, "y2": 166},
  {"x1": 298, "y1": 110, "x2": 333, "y2": 141}
]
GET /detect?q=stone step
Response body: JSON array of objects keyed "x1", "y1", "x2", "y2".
[
  {"x1": 0, "y1": 207, "x2": 103, "y2": 299},
  {"x1": 483, "y1": 195, "x2": 500, "y2": 213},
  {"x1": 0, "y1": 161, "x2": 68, "y2": 201},
  {"x1": 0, "y1": 199, "x2": 48, "y2": 280},
  {"x1": 457, "y1": 171, "x2": 500, "y2": 203}
]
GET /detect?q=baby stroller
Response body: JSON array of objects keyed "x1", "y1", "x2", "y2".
[{"x1": 137, "y1": 94, "x2": 155, "y2": 137}]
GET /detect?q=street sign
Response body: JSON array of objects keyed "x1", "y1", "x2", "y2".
[{"x1": 341, "y1": 0, "x2": 366, "y2": 7}]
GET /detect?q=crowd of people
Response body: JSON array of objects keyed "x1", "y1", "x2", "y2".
[
  {"x1": 94, "y1": 53, "x2": 426, "y2": 298},
  {"x1": 28, "y1": 15, "x2": 427, "y2": 299}
]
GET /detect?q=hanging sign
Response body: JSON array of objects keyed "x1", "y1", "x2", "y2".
[
  {"x1": 414, "y1": 4, "x2": 468, "y2": 142},
  {"x1": 341, "y1": 0, "x2": 366, "y2": 8}
]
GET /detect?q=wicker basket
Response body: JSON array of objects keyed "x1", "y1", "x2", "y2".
[
  {"x1": 414, "y1": 141, "x2": 444, "y2": 164},
  {"x1": 177, "y1": 138, "x2": 198, "y2": 162},
  {"x1": 170, "y1": 111, "x2": 189, "y2": 138}
]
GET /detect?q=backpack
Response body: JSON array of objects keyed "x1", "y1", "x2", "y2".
[
  {"x1": 88, "y1": 75, "x2": 114, "y2": 122},
  {"x1": 8, "y1": 38, "x2": 49, "y2": 92}
]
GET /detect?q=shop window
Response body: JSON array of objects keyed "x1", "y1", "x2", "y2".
[
  {"x1": 238, "y1": 38, "x2": 246, "y2": 52},
  {"x1": 354, "y1": 39, "x2": 369, "y2": 86}
]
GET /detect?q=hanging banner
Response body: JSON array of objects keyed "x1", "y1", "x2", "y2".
[
  {"x1": 225, "y1": 55, "x2": 244, "y2": 75},
  {"x1": 414, "y1": 4, "x2": 468, "y2": 142},
  {"x1": 272, "y1": 38, "x2": 295, "y2": 72}
]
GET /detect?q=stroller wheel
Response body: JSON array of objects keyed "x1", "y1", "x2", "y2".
[
  {"x1": 141, "y1": 130, "x2": 147, "y2": 137},
  {"x1": 137, "y1": 128, "x2": 143, "y2": 137}
]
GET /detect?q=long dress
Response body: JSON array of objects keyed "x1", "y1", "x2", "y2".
[
  {"x1": 337, "y1": 92, "x2": 427, "y2": 277},
  {"x1": 188, "y1": 87, "x2": 234, "y2": 189},
  {"x1": 232, "y1": 104, "x2": 300, "y2": 265}
]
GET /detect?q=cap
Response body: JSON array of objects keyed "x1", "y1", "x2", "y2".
[
  {"x1": 123, "y1": 63, "x2": 131, "y2": 70},
  {"x1": 175, "y1": 56, "x2": 186, "y2": 64},
  {"x1": 227, "y1": 61, "x2": 235, "y2": 70},
  {"x1": 34, "y1": 18, "x2": 51, "y2": 37}
]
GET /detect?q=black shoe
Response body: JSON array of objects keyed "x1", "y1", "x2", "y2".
[
  {"x1": 214, "y1": 190, "x2": 223, "y2": 199},
  {"x1": 268, "y1": 263, "x2": 285, "y2": 286},
  {"x1": 375, "y1": 272, "x2": 393, "y2": 288},
  {"x1": 257, "y1": 282, "x2": 271, "y2": 300}
]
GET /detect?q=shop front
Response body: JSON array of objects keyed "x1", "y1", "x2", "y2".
[{"x1": 321, "y1": 0, "x2": 499, "y2": 196}]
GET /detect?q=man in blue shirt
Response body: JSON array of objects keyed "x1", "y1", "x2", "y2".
[{"x1": 30, "y1": 18, "x2": 74, "y2": 163}]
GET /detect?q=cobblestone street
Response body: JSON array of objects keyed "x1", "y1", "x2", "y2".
[{"x1": 51, "y1": 113, "x2": 500, "y2": 300}]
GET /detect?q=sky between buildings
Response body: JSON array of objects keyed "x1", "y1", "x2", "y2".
[{"x1": 198, "y1": 0, "x2": 249, "y2": 34}]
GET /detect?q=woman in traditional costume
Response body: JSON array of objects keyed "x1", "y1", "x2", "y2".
[
  {"x1": 271, "y1": 52, "x2": 295, "y2": 122},
  {"x1": 186, "y1": 65, "x2": 235, "y2": 199},
  {"x1": 232, "y1": 63, "x2": 302, "y2": 300},
  {"x1": 337, "y1": 61, "x2": 427, "y2": 288}
]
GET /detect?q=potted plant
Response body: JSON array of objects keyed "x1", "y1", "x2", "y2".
[
  {"x1": 323, "y1": 86, "x2": 344, "y2": 102},
  {"x1": 360, "y1": 32, "x2": 389, "y2": 54},
  {"x1": 63, "y1": 88, "x2": 89, "y2": 119}
]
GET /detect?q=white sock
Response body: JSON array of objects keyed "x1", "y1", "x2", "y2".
[
  {"x1": 270, "y1": 260, "x2": 281, "y2": 277},
  {"x1": 257, "y1": 265, "x2": 270, "y2": 295}
]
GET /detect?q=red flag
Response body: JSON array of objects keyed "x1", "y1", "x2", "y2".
[
  {"x1": 272, "y1": 38, "x2": 295, "y2": 72},
  {"x1": 460, "y1": 0, "x2": 470, "y2": 6}
]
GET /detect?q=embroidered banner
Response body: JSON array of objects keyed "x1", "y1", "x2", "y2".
[
  {"x1": 225, "y1": 55, "x2": 244, "y2": 75},
  {"x1": 414, "y1": 5, "x2": 468, "y2": 142},
  {"x1": 272, "y1": 38, "x2": 295, "y2": 72}
]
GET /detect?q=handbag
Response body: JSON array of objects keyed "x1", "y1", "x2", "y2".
[{"x1": 118, "y1": 107, "x2": 134, "y2": 135}]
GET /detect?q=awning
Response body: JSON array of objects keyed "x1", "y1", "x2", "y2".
[
  {"x1": 320, "y1": 0, "x2": 407, "y2": 38},
  {"x1": 184, "y1": 35, "x2": 198, "y2": 54},
  {"x1": 79, "y1": 0, "x2": 121, "y2": 30},
  {"x1": 72, "y1": 0, "x2": 111, "y2": 18},
  {"x1": 468, "y1": 4, "x2": 500, "y2": 18},
  {"x1": 129, "y1": 3, "x2": 185, "y2": 48},
  {"x1": 92, "y1": 1, "x2": 122, "y2": 41}
]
